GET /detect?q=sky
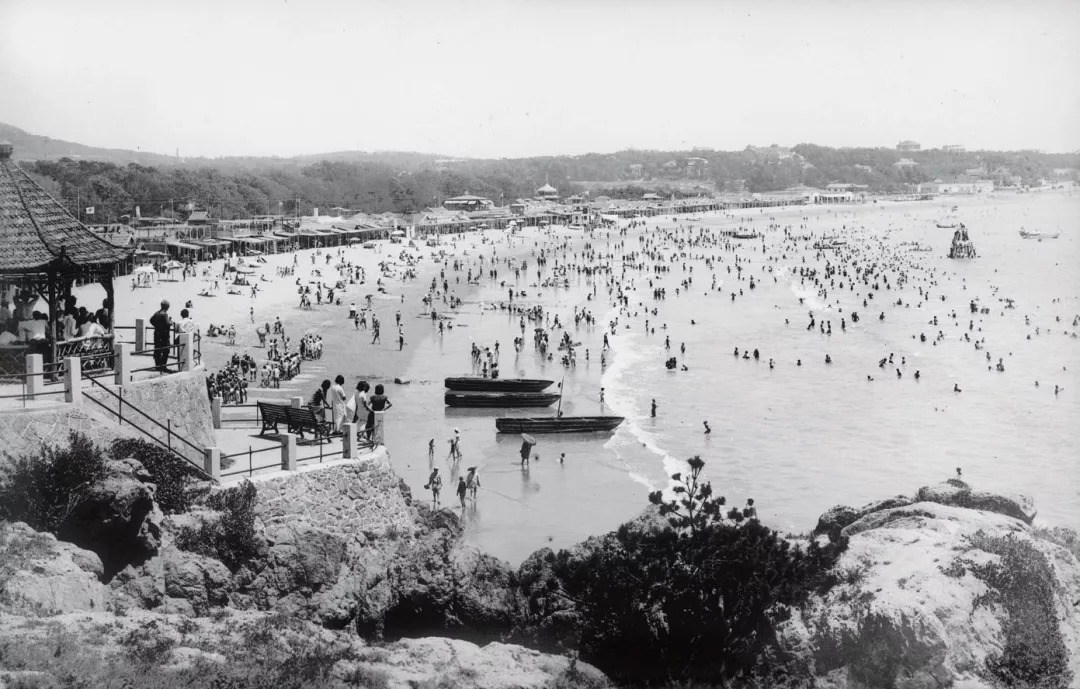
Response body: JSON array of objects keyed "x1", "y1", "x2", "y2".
[{"x1": 1, "y1": 0, "x2": 1079, "y2": 159}]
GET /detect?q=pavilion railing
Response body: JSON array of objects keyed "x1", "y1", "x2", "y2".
[
  {"x1": 219, "y1": 441, "x2": 285, "y2": 479},
  {"x1": 0, "y1": 369, "x2": 68, "y2": 407}
]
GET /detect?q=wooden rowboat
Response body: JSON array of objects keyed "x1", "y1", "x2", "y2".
[
  {"x1": 444, "y1": 376, "x2": 554, "y2": 392},
  {"x1": 495, "y1": 416, "x2": 626, "y2": 433},
  {"x1": 445, "y1": 392, "x2": 561, "y2": 408}
]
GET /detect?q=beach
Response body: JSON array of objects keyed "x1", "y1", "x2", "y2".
[{"x1": 72, "y1": 192, "x2": 1080, "y2": 565}]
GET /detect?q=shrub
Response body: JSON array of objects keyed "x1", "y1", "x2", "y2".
[
  {"x1": 550, "y1": 456, "x2": 846, "y2": 686},
  {"x1": 0, "y1": 432, "x2": 106, "y2": 534},
  {"x1": 175, "y1": 481, "x2": 259, "y2": 571},
  {"x1": 964, "y1": 531, "x2": 1073, "y2": 689},
  {"x1": 109, "y1": 438, "x2": 205, "y2": 514}
]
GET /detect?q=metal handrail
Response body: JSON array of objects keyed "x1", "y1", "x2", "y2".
[
  {"x1": 83, "y1": 374, "x2": 205, "y2": 457},
  {"x1": 80, "y1": 386, "x2": 212, "y2": 481},
  {"x1": 221, "y1": 443, "x2": 282, "y2": 478}
]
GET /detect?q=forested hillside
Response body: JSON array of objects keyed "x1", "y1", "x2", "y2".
[{"x1": 15, "y1": 134, "x2": 1080, "y2": 224}]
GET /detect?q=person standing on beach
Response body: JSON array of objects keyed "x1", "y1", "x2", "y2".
[
  {"x1": 426, "y1": 468, "x2": 442, "y2": 507},
  {"x1": 398, "y1": 325, "x2": 405, "y2": 351},
  {"x1": 149, "y1": 300, "x2": 172, "y2": 372},
  {"x1": 520, "y1": 437, "x2": 535, "y2": 466},
  {"x1": 371, "y1": 319, "x2": 381, "y2": 344},
  {"x1": 456, "y1": 477, "x2": 468, "y2": 509},
  {"x1": 465, "y1": 466, "x2": 480, "y2": 499},
  {"x1": 428, "y1": 438, "x2": 435, "y2": 462},
  {"x1": 651, "y1": 398, "x2": 657, "y2": 417}
]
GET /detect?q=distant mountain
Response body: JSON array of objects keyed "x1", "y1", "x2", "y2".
[
  {"x1": 0, "y1": 122, "x2": 449, "y2": 172},
  {"x1": 0, "y1": 122, "x2": 181, "y2": 166}
]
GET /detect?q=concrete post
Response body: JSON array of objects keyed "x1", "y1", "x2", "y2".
[
  {"x1": 135, "y1": 318, "x2": 146, "y2": 351},
  {"x1": 290, "y1": 396, "x2": 303, "y2": 409},
  {"x1": 203, "y1": 447, "x2": 221, "y2": 480},
  {"x1": 25, "y1": 354, "x2": 43, "y2": 397},
  {"x1": 280, "y1": 432, "x2": 297, "y2": 471},
  {"x1": 178, "y1": 332, "x2": 194, "y2": 372},
  {"x1": 211, "y1": 396, "x2": 222, "y2": 429},
  {"x1": 342, "y1": 422, "x2": 357, "y2": 459},
  {"x1": 113, "y1": 342, "x2": 131, "y2": 386},
  {"x1": 64, "y1": 356, "x2": 82, "y2": 405}
]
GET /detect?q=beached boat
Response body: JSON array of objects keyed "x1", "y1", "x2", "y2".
[
  {"x1": 1019, "y1": 229, "x2": 1060, "y2": 240},
  {"x1": 494, "y1": 416, "x2": 625, "y2": 433},
  {"x1": 444, "y1": 376, "x2": 554, "y2": 392},
  {"x1": 445, "y1": 392, "x2": 561, "y2": 408},
  {"x1": 936, "y1": 221, "x2": 957, "y2": 229}
]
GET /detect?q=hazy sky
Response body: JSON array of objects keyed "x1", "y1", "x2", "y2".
[{"x1": 2, "y1": 0, "x2": 1078, "y2": 158}]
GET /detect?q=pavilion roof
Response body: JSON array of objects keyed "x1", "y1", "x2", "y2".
[{"x1": 0, "y1": 142, "x2": 133, "y2": 274}]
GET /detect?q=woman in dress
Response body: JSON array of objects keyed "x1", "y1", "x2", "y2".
[
  {"x1": 367, "y1": 384, "x2": 392, "y2": 446},
  {"x1": 353, "y1": 380, "x2": 372, "y2": 439},
  {"x1": 329, "y1": 374, "x2": 347, "y2": 433}
]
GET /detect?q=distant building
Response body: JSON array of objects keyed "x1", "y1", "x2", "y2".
[
  {"x1": 826, "y1": 183, "x2": 870, "y2": 193},
  {"x1": 443, "y1": 194, "x2": 494, "y2": 211},
  {"x1": 854, "y1": 164, "x2": 873, "y2": 173},
  {"x1": 893, "y1": 158, "x2": 919, "y2": 168},
  {"x1": 918, "y1": 178, "x2": 994, "y2": 195},
  {"x1": 942, "y1": 144, "x2": 966, "y2": 153},
  {"x1": 186, "y1": 210, "x2": 211, "y2": 225},
  {"x1": 536, "y1": 183, "x2": 558, "y2": 200},
  {"x1": 897, "y1": 140, "x2": 921, "y2": 152},
  {"x1": 642, "y1": 193, "x2": 663, "y2": 202},
  {"x1": 627, "y1": 163, "x2": 645, "y2": 178}
]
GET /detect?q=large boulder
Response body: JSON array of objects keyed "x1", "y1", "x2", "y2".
[
  {"x1": 59, "y1": 456, "x2": 163, "y2": 577},
  {"x1": 110, "y1": 544, "x2": 231, "y2": 615},
  {"x1": 0, "y1": 521, "x2": 107, "y2": 614},
  {"x1": 814, "y1": 496, "x2": 914, "y2": 543},
  {"x1": 915, "y1": 480, "x2": 1037, "y2": 524},
  {"x1": 779, "y1": 499, "x2": 1080, "y2": 688}
]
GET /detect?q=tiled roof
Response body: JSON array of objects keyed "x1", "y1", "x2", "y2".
[{"x1": 0, "y1": 142, "x2": 133, "y2": 273}]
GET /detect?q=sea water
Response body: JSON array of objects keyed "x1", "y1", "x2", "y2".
[{"x1": 368, "y1": 193, "x2": 1079, "y2": 562}]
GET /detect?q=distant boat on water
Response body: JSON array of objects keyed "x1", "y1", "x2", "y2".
[
  {"x1": 936, "y1": 221, "x2": 958, "y2": 229},
  {"x1": 495, "y1": 416, "x2": 625, "y2": 433},
  {"x1": 444, "y1": 377, "x2": 554, "y2": 392},
  {"x1": 445, "y1": 392, "x2": 560, "y2": 408},
  {"x1": 1019, "y1": 228, "x2": 1060, "y2": 240}
]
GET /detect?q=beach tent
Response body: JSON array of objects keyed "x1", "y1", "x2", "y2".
[
  {"x1": 133, "y1": 265, "x2": 156, "y2": 274},
  {"x1": 390, "y1": 230, "x2": 406, "y2": 237},
  {"x1": 164, "y1": 260, "x2": 183, "y2": 269}
]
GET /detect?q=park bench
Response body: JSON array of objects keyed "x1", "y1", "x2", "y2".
[
  {"x1": 285, "y1": 405, "x2": 332, "y2": 443},
  {"x1": 257, "y1": 401, "x2": 290, "y2": 436}
]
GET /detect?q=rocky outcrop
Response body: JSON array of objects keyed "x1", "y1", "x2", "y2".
[
  {"x1": 0, "y1": 608, "x2": 607, "y2": 689},
  {"x1": 915, "y1": 479, "x2": 1037, "y2": 524},
  {"x1": 813, "y1": 496, "x2": 914, "y2": 542},
  {"x1": 782, "y1": 485, "x2": 1080, "y2": 688},
  {"x1": 0, "y1": 521, "x2": 107, "y2": 614},
  {"x1": 59, "y1": 456, "x2": 163, "y2": 576},
  {"x1": 110, "y1": 544, "x2": 231, "y2": 615}
]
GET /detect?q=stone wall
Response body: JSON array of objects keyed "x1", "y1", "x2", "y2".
[
  {"x1": 0, "y1": 404, "x2": 138, "y2": 474},
  {"x1": 250, "y1": 456, "x2": 414, "y2": 539},
  {"x1": 83, "y1": 370, "x2": 214, "y2": 465}
]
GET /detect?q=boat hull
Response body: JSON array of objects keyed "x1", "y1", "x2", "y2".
[
  {"x1": 495, "y1": 416, "x2": 625, "y2": 433},
  {"x1": 445, "y1": 392, "x2": 560, "y2": 408},
  {"x1": 444, "y1": 377, "x2": 554, "y2": 392}
]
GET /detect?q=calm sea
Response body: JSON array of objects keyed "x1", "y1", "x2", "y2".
[{"x1": 340, "y1": 193, "x2": 1079, "y2": 561}]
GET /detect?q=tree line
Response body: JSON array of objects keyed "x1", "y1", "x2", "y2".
[{"x1": 22, "y1": 145, "x2": 1079, "y2": 224}]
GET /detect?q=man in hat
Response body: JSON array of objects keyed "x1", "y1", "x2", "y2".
[{"x1": 149, "y1": 300, "x2": 172, "y2": 372}]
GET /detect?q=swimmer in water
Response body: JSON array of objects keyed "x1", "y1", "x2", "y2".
[
  {"x1": 703, "y1": 421, "x2": 711, "y2": 434},
  {"x1": 954, "y1": 383, "x2": 962, "y2": 393}
]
